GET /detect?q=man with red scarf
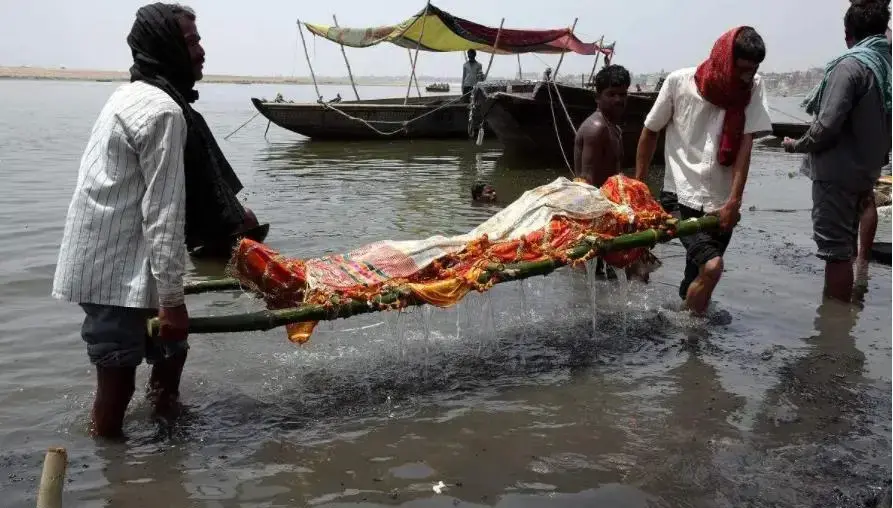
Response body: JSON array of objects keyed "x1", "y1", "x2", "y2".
[{"x1": 634, "y1": 27, "x2": 773, "y2": 315}]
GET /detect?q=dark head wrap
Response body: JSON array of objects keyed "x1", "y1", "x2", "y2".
[{"x1": 127, "y1": 3, "x2": 247, "y2": 251}]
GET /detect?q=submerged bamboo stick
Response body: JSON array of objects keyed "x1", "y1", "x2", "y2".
[
  {"x1": 147, "y1": 216, "x2": 718, "y2": 337},
  {"x1": 36, "y1": 447, "x2": 67, "y2": 508}
]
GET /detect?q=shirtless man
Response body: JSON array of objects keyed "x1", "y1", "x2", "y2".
[
  {"x1": 574, "y1": 64, "x2": 630, "y2": 187},
  {"x1": 574, "y1": 65, "x2": 631, "y2": 279}
]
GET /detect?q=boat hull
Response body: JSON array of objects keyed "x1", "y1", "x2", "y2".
[
  {"x1": 252, "y1": 97, "x2": 471, "y2": 140},
  {"x1": 477, "y1": 83, "x2": 662, "y2": 169}
]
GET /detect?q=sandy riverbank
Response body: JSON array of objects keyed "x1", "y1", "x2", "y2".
[{"x1": 0, "y1": 66, "x2": 409, "y2": 86}]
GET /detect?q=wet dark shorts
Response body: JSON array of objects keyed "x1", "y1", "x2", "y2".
[
  {"x1": 80, "y1": 303, "x2": 189, "y2": 368},
  {"x1": 660, "y1": 192, "x2": 734, "y2": 299},
  {"x1": 811, "y1": 181, "x2": 870, "y2": 262}
]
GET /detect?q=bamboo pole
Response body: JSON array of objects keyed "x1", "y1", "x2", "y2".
[
  {"x1": 586, "y1": 35, "x2": 605, "y2": 87},
  {"x1": 333, "y1": 14, "x2": 360, "y2": 101},
  {"x1": 483, "y1": 18, "x2": 505, "y2": 80},
  {"x1": 296, "y1": 19, "x2": 322, "y2": 101},
  {"x1": 36, "y1": 447, "x2": 67, "y2": 508},
  {"x1": 404, "y1": 1, "x2": 432, "y2": 105},
  {"x1": 147, "y1": 216, "x2": 719, "y2": 336},
  {"x1": 407, "y1": 49, "x2": 422, "y2": 97},
  {"x1": 552, "y1": 17, "x2": 578, "y2": 81}
]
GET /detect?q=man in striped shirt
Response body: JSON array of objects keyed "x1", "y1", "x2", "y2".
[{"x1": 52, "y1": 3, "x2": 246, "y2": 438}]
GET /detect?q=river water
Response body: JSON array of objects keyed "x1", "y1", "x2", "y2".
[{"x1": 0, "y1": 80, "x2": 890, "y2": 507}]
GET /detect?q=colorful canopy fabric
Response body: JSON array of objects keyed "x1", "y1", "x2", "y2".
[{"x1": 303, "y1": 4, "x2": 614, "y2": 56}]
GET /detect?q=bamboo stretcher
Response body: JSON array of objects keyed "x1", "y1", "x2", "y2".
[{"x1": 146, "y1": 215, "x2": 719, "y2": 338}]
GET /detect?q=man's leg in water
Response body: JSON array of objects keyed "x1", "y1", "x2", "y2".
[
  {"x1": 661, "y1": 192, "x2": 731, "y2": 313},
  {"x1": 80, "y1": 304, "x2": 151, "y2": 439},
  {"x1": 812, "y1": 181, "x2": 863, "y2": 302},
  {"x1": 855, "y1": 192, "x2": 876, "y2": 286}
]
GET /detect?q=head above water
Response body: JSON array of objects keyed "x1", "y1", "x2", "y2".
[
  {"x1": 127, "y1": 3, "x2": 205, "y2": 99},
  {"x1": 472, "y1": 181, "x2": 496, "y2": 201},
  {"x1": 594, "y1": 64, "x2": 630, "y2": 122},
  {"x1": 467, "y1": 49, "x2": 477, "y2": 61},
  {"x1": 845, "y1": 0, "x2": 891, "y2": 47}
]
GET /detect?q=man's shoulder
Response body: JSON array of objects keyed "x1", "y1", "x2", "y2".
[
  {"x1": 667, "y1": 67, "x2": 697, "y2": 82},
  {"x1": 111, "y1": 81, "x2": 182, "y2": 117}
]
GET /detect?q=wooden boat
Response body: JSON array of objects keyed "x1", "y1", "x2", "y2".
[
  {"x1": 475, "y1": 81, "x2": 663, "y2": 168},
  {"x1": 263, "y1": 4, "x2": 613, "y2": 141},
  {"x1": 425, "y1": 82, "x2": 450, "y2": 92},
  {"x1": 252, "y1": 95, "x2": 470, "y2": 140},
  {"x1": 252, "y1": 81, "x2": 536, "y2": 140}
]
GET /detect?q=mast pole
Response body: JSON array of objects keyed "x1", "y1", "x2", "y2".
[
  {"x1": 296, "y1": 18, "x2": 322, "y2": 100},
  {"x1": 333, "y1": 14, "x2": 360, "y2": 100},
  {"x1": 407, "y1": 49, "x2": 422, "y2": 97},
  {"x1": 586, "y1": 35, "x2": 605, "y2": 87},
  {"x1": 552, "y1": 17, "x2": 578, "y2": 80},
  {"x1": 404, "y1": 0, "x2": 432, "y2": 105},
  {"x1": 482, "y1": 18, "x2": 505, "y2": 80}
]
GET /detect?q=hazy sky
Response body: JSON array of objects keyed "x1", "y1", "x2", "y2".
[{"x1": 0, "y1": 0, "x2": 857, "y2": 78}]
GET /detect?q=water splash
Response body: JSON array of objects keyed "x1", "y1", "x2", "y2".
[{"x1": 584, "y1": 259, "x2": 599, "y2": 338}]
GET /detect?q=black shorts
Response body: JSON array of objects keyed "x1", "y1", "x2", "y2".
[
  {"x1": 660, "y1": 192, "x2": 734, "y2": 299},
  {"x1": 811, "y1": 181, "x2": 871, "y2": 262},
  {"x1": 80, "y1": 303, "x2": 189, "y2": 368}
]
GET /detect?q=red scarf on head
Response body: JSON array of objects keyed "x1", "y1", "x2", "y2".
[{"x1": 694, "y1": 26, "x2": 754, "y2": 167}]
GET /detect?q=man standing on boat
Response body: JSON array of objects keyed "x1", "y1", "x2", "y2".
[
  {"x1": 782, "y1": 0, "x2": 891, "y2": 302},
  {"x1": 52, "y1": 3, "x2": 255, "y2": 438},
  {"x1": 634, "y1": 27, "x2": 773, "y2": 315},
  {"x1": 462, "y1": 49, "x2": 485, "y2": 99}
]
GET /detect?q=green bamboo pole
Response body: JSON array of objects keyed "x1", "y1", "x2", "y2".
[{"x1": 147, "y1": 216, "x2": 717, "y2": 337}]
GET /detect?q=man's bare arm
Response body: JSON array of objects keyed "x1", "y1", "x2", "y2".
[
  {"x1": 580, "y1": 123, "x2": 613, "y2": 187},
  {"x1": 635, "y1": 128, "x2": 660, "y2": 181}
]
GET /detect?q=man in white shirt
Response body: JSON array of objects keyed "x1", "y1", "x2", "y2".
[
  {"x1": 634, "y1": 26, "x2": 773, "y2": 315},
  {"x1": 462, "y1": 49, "x2": 485, "y2": 98},
  {"x1": 52, "y1": 3, "x2": 250, "y2": 438}
]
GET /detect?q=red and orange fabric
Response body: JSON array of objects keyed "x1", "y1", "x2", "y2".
[
  {"x1": 227, "y1": 175, "x2": 670, "y2": 344},
  {"x1": 694, "y1": 26, "x2": 754, "y2": 167}
]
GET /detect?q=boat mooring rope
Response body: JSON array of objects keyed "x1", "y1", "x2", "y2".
[
  {"x1": 544, "y1": 80, "x2": 576, "y2": 176},
  {"x1": 316, "y1": 90, "x2": 475, "y2": 137}
]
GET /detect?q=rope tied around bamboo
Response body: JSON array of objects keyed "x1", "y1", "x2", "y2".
[{"x1": 149, "y1": 215, "x2": 718, "y2": 338}]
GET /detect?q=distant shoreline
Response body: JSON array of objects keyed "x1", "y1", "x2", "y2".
[{"x1": 0, "y1": 66, "x2": 416, "y2": 86}]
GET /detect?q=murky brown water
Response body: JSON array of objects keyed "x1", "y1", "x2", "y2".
[{"x1": 0, "y1": 80, "x2": 890, "y2": 507}]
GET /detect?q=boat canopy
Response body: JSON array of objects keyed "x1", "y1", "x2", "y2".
[{"x1": 303, "y1": 4, "x2": 614, "y2": 56}]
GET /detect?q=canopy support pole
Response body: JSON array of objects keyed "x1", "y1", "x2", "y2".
[
  {"x1": 296, "y1": 19, "x2": 322, "y2": 101},
  {"x1": 404, "y1": 0, "x2": 432, "y2": 105},
  {"x1": 517, "y1": 54, "x2": 523, "y2": 80},
  {"x1": 333, "y1": 14, "x2": 360, "y2": 101},
  {"x1": 586, "y1": 35, "x2": 605, "y2": 87},
  {"x1": 482, "y1": 18, "x2": 505, "y2": 80},
  {"x1": 552, "y1": 17, "x2": 578, "y2": 81},
  {"x1": 407, "y1": 50, "x2": 422, "y2": 97}
]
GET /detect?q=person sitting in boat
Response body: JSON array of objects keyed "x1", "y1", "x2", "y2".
[
  {"x1": 462, "y1": 49, "x2": 485, "y2": 99},
  {"x1": 51, "y1": 3, "x2": 258, "y2": 438},
  {"x1": 471, "y1": 181, "x2": 497, "y2": 202}
]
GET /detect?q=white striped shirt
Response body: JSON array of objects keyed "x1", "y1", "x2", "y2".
[{"x1": 52, "y1": 81, "x2": 188, "y2": 309}]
